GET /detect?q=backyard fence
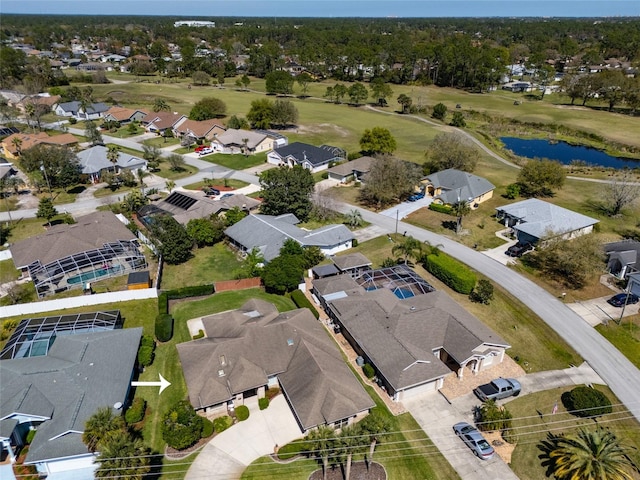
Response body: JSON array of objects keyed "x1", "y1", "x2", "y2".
[{"x1": 214, "y1": 277, "x2": 262, "y2": 292}]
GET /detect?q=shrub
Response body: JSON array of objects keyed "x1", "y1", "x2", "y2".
[
  {"x1": 26, "y1": 429, "x2": 37, "y2": 444},
  {"x1": 235, "y1": 405, "x2": 250, "y2": 421},
  {"x1": 192, "y1": 329, "x2": 205, "y2": 340},
  {"x1": 477, "y1": 399, "x2": 514, "y2": 439},
  {"x1": 140, "y1": 335, "x2": 155, "y2": 348},
  {"x1": 428, "y1": 203, "x2": 454, "y2": 215},
  {"x1": 362, "y1": 363, "x2": 375, "y2": 379},
  {"x1": 278, "y1": 440, "x2": 310, "y2": 460},
  {"x1": 168, "y1": 284, "x2": 215, "y2": 299},
  {"x1": 352, "y1": 238, "x2": 358, "y2": 247},
  {"x1": 258, "y1": 398, "x2": 269, "y2": 410},
  {"x1": 68, "y1": 117, "x2": 77, "y2": 125},
  {"x1": 381, "y1": 257, "x2": 396, "y2": 268},
  {"x1": 505, "y1": 183, "x2": 520, "y2": 199},
  {"x1": 201, "y1": 417, "x2": 214, "y2": 438},
  {"x1": 162, "y1": 400, "x2": 203, "y2": 450},
  {"x1": 469, "y1": 279, "x2": 494, "y2": 304},
  {"x1": 125, "y1": 397, "x2": 146, "y2": 424},
  {"x1": 155, "y1": 313, "x2": 174, "y2": 342},
  {"x1": 213, "y1": 416, "x2": 233, "y2": 433},
  {"x1": 137, "y1": 345, "x2": 155, "y2": 367},
  {"x1": 561, "y1": 386, "x2": 612, "y2": 418},
  {"x1": 290, "y1": 290, "x2": 319, "y2": 319},
  {"x1": 158, "y1": 292, "x2": 169, "y2": 315},
  {"x1": 424, "y1": 253, "x2": 477, "y2": 294}
]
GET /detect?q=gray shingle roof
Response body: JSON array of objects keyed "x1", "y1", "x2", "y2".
[
  {"x1": 496, "y1": 198, "x2": 599, "y2": 241},
  {"x1": 225, "y1": 214, "x2": 354, "y2": 262},
  {"x1": 56, "y1": 101, "x2": 109, "y2": 115},
  {"x1": 605, "y1": 240, "x2": 640, "y2": 268},
  {"x1": 177, "y1": 301, "x2": 372, "y2": 430},
  {"x1": 423, "y1": 169, "x2": 495, "y2": 205},
  {"x1": 326, "y1": 156, "x2": 375, "y2": 177},
  {"x1": 76, "y1": 145, "x2": 147, "y2": 175},
  {"x1": 213, "y1": 129, "x2": 267, "y2": 149},
  {"x1": 0, "y1": 328, "x2": 142, "y2": 464},
  {"x1": 332, "y1": 253, "x2": 372, "y2": 271},
  {"x1": 271, "y1": 142, "x2": 343, "y2": 167}
]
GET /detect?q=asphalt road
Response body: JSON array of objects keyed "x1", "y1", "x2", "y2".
[{"x1": 335, "y1": 202, "x2": 640, "y2": 423}]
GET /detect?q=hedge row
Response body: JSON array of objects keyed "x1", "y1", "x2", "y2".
[
  {"x1": 125, "y1": 397, "x2": 146, "y2": 424},
  {"x1": 138, "y1": 335, "x2": 156, "y2": 366},
  {"x1": 290, "y1": 290, "x2": 320, "y2": 319},
  {"x1": 158, "y1": 284, "x2": 215, "y2": 314},
  {"x1": 424, "y1": 253, "x2": 477, "y2": 294},
  {"x1": 155, "y1": 314, "x2": 174, "y2": 342},
  {"x1": 429, "y1": 203, "x2": 454, "y2": 215}
]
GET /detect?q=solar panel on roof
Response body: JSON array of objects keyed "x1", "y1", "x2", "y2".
[{"x1": 164, "y1": 192, "x2": 197, "y2": 210}]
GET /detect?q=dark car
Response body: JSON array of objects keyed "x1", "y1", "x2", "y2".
[
  {"x1": 221, "y1": 193, "x2": 234, "y2": 199},
  {"x1": 607, "y1": 293, "x2": 640, "y2": 308},
  {"x1": 506, "y1": 242, "x2": 533, "y2": 257},
  {"x1": 453, "y1": 422, "x2": 495, "y2": 460},
  {"x1": 203, "y1": 187, "x2": 220, "y2": 197}
]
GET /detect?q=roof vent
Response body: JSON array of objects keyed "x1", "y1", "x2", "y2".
[
  {"x1": 218, "y1": 369, "x2": 225, "y2": 377},
  {"x1": 410, "y1": 306, "x2": 416, "y2": 310}
]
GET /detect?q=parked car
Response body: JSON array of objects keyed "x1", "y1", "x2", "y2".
[
  {"x1": 221, "y1": 193, "x2": 234, "y2": 199},
  {"x1": 474, "y1": 378, "x2": 521, "y2": 401},
  {"x1": 198, "y1": 147, "x2": 213, "y2": 156},
  {"x1": 506, "y1": 242, "x2": 533, "y2": 257},
  {"x1": 453, "y1": 422, "x2": 495, "y2": 460},
  {"x1": 408, "y1": 192, "x2": 425, "y2": 202},
  {"x1": 203, "y1": 187, "x2": 220, "y2": 197},
  {"x1": 194, "y1": 145, "x2": 208, "y2": 152},
  {"x1": 607, "y1": 293, "x2": 640, "y2": 307}
]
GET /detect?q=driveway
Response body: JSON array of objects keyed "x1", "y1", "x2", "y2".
[
  {"x1": 185, "y1": 395, "x2": 303, "y2": 480},
  {"x1": 567, "y1": 295, "x2": 639, "y2": 327},
  {"x1": 379, "y1": 196, "x2": 433, "y2": 221}
]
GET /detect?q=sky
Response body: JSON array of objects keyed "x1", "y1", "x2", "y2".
[{"x1": 1, "y1": 0, "x2": 639, "y2": 18}]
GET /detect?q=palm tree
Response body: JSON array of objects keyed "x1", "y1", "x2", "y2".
[
  {"x1": 423, "y1": 240, "x2": 444, "y2": 257},
  {"x1": 242, "y1": 247, "x2": 265, "y2": 277},
  {"x1": 153, "y1": 98, "x2": 170, "y2": 112},
  {"x1": 538, "y1": 429, "x2": 635, "y2": 480},
  {"x1": 82, "y1": 407, "x2": 126, "y2": 453},
  {"x1": 392, "y1": 236, "x2": 422, "y2": 264},
  {"x1": 95, "y1": 430, "x2": 151, "y2": 480},
  {"x1": 452, "y1": 199, "x2": 472, "y2": 234},
  {"x1": 11, "y1": 137, "x2": 22, "y2": 156},
  {"x1": 345, "y1": 209, "x2": 363, "y2": 228},
  {"x1": 242, "y1": 137, "x2": 249, "y2": 157},
  {"x1": 337, "y1": 424, "x2": 365, "y2": 480},
  {"x1": 360, "y1": 411, "x2": 391, "y2": 467},
  {"x1": 106, "y1": 145, "x2": 120, "y2": 173},
  {"x1": 165, "y1": 180, "x2": 176, "y2": 193},
  {"x1": 136, "y1": 169, "x2": 149, "y2": 193},
  {"x1": 305, "y1": 425, "x2": 336, "y2": 480}
]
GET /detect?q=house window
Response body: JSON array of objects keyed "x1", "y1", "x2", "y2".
[{"x1": 334, "y1": 417, "x2": 349, "y2": 429}]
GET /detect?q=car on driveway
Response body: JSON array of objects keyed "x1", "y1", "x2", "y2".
[
  {"x1": 453, "y1": 422, "x2": 495, "y2": 460},
  {"x1": 607, "y1": 293, "x2": 640, "y2": 307},
  {"x1": 221, "y1": 193, "x2": 234, "y2": 199},
  {"x1": 506, "y1": 242, "x2": 533, "y2": 257},
  {"x1": 474, "y1": 377, "x2": 521, "y2": 401}
]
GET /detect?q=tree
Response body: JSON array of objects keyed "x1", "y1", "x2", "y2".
[
  {"x1": 359, "y1": 155, "x2": 423, "y2": 209},
  {"x1": 189, "y1": 97, "x2": 226, "y2": 120},
  {"x1": 332, "y1": 84, "x2": 348, "y2": 104},
  {"x1": 224, "y1": 206, "x2": 248, "y2": 226},
  {"x1": 265, "y1": 70, "x2": 294, "y2": 95},
  {"x1": 517, "y1": 159, "x2": 566, "y2": 197},
  {"x1": 432, "y1": 102, "x2": 448, "y2": 121},
  {"x1": 165, "y1": 180, "x2": 176, "y2": 193},
  {"x1": 106, "y1": 145, "x2": 120, "y2": 173},
  {"x1": 192, "y1": 70, "x2": 211, "y2": 86},
  {"x1": 153, "y1": 98, "x2": 170, "y2": 112},
  {"x1": 95, "y1": 431, "x2": 151, "y2": 480},
  {"x1": 369, "y1": 78, "x2": 393, "y2": 106},
  {"x1": 424, "y1": 132, "x2": 480, "y2": 173},
  {"x1": 136, "y1": 169, "x2": 149, "y2": 192},
  {"x1": 470, "y1": 279, "x2": 494, "y2": 304},
  {"x1": 603, "y1": 169, "x2": 640, "y2": 216},
  {"x1": 359, "y1": 127, "x2": 397, "y2": 155},
  {"x1": 337, "y1": 424, "x2": 365, "y2": 480},
  {"x1": 121, "y1": 189, "x2": 147, "y2": 213},
  {"x1": 20, "y1": 144, "x2": 80, "y2": 189},
  {"x1": 345, "y1": 209, "x2": 363, "y2": 227},
  {"x1": 241, "y1": 247, "x2": 265, "y2": 278},
  {"x1": 450, "y1": 111, "x2": 466, "y2": 127},
  {"x1": 392, "y1": 236, "x2": 423, "y2": 264},
  {"x1": 150, "y1": 215, "x2": 193, "y2": 264},
  {"x1": 36, "y1": 197, "x2": 57, "y2": 226},
  {"x1": 186, "y1": 217, "x2": 224, "y2": 247},
  {"x1": 142, "y1": 144, "x2": 162, "y2": 171},
  {"x1": 452, "y1": 198, "x2": 472, "y2": 234},
  {"x1": 82, "y1": 407, "x2": 126, "y2": 453},
  {"x1": 397, "y1": 93, "x2": 412, "y2": 114},
  {"x1": 162, "y1": 400, "x2": 203, "y2": 450},
  {"x1": 240, "y1": 74, "x2": 251, "y2": 90},
  {"x1": 347, "y1": 82, "x2": 368, "y2": 105},
  {"x1": 597, "y1": 70, "x2": 627, "y2": 111},
  {"x1": 246, "y1": 98, "x2": 274, "y2": 129},
  {"x1": 261, "y1": 254, "x2": 304, "y2": 294},
  {"x1": 271, "y1": 99, "x2": 298, "y2": 128},
  {"x1": 360, "y1": 411, "x2": 391, "y2": 467},
  {"x1": 538, "y1": 429, "x2": 635, "y2": 480},
  {"x1": 305, "y1": 426, "x2": 336, "y2": 480},
  {"x1": 296, "y1": 72, "x2": 313, "y2": 97},
  {"x1": 259, "y1": 165, "x2": 315, "y2": 221},
  {"x1": 85, "y1": 120, "x2": 103, "y2": 146},
  {"x1": 227, "y1": 115, "x2": 250, "y2": 130},
  {"x1": 167, "y1": 154, "x2": 186, "y2": 171}
]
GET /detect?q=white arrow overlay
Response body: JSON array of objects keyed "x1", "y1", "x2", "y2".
[{"x1": 131, "y1": 374, "x2": 171, "y2": 394}]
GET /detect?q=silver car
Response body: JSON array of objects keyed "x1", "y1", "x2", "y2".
[{"x1": 453, "y1": 422, "x2": 495, "y2": 460}]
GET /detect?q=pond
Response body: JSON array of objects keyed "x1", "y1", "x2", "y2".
[{"x1": 500, "y1": 137, "x2": 640, "y2": 169}]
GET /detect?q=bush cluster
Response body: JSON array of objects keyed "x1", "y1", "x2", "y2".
[
  {"x1": 137, "y1": 336, "x2": 156, "y2": 367},
  {"x1": 477, "y1": 400, "x2": 516, "y2": 443},
  {"x1": 561, "y1": 386, "x2": 612, "y2": 418},
  {"x1": 235, "y1": 405, "x2": 250, "y2": 421},
  {"x1": 362, "y1": 363, "x2": 375, "y2": 379},
  {"x1": 155, "y1": 314, "x2": 174, "y2": 342},
  {"x1": 258, "y1": 398, "x2": 270, "y2": 410},
  {"x1": 162, "y1": 400, "x2": 203, "y2": 450},
  {"x1": 469, "y1": 279, "x2": 494, "y2": 304},
  {"x1": 290, "y1": 290, "x2": 320, "y2": 319},
  {"x1": 125, "y1": 397, "x2": 146, "y2": 424},
  {"x1": 424, "y1": 253, "x2": 477, "y2": 294},
  {"x1": 158, "y1": 285, "x2": 215, "y2": 313},
  {"x1": 213, "y1": 416, "x2": 233, "y2": 433},
  {"x1": 428, "y1": 203, "x2": 454, "y2": 215},
  {"x1": 201, "y1": 417, "x2": 214, "y2": 438}
]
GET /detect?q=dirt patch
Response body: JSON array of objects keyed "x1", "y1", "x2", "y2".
[
  {"x1": 295, "y1": 123, "x2": 350, "y2": 137},
  {"x1": 484, "y1": 431, "x2": 516, "y2": 464},
  {"x1": 309, "y1": 461, "x2": 386, "y2": 480}
]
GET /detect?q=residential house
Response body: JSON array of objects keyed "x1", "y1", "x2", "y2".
[
  {"x1": 225, "y1": 213, "x2": 354, "y2": 262},
  {"x1": 605, "y1": 240, "x2": 640, "y2": 280},
  {"x1": 496, "y1": 198, "x2": 599, "y2": 245},
  {"x1": 0, "y1": 125, "x2": 20, "y2": 137},
  {"x1": 53, "y1": 101, "x2": 109, "y2": 121},
  {"x1": 312, "y1": 252, "x2": 373, "y2": 279},
  {"x1": 177, "y1": 299, "x2": 373, "y2": 431},
  {"x1": 76, "y1": 145, "x2": 147, "y2": 183},
  {"x1": 1, "y1": 132, "x2": 78, "y2": 160},
  {"x1": 10, "y1": 211, "x2": 146, "y2": 298},
  {"x1": 267, "y1": 142, "x2": 345, "y2": 173},
  {"x1": 421, "y1": 168, "x2": 495, "y2": 209},
  {"x1": 314, "y1": 267, "x2": 510, "y2": 401},
  {"x1": 143, "y1": 111, "x2": 187, "y2": 135},
  {"x1": 173, "y1": 118, "x2": 226, "y2": 143},
  {"x1": 103, "y1": 106, "x2": 148, "y2": 124},
  {"x1": 0, "y1": 326, "x2": 142, "y2": 479},
  {"x1": 17, "y1": 94, "x2": 61, "y2": 114},
  {"x1": 137, "y1": 190, "x2": 260, "y2": 226},
  {"x1": 326, "y1": 156, "x2": 374, "y2": 183},
  {"x1": 211, "y1": 129, "x2": 275, "y2": 155}
]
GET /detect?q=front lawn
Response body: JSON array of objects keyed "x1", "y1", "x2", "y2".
[
  {"x1": 200, "y1": 152, "x2": 267, "y2": 170},
  {"x1": 153, "y1": 164, "x2": 198, "y2": 180},
  {"x1": 508, "y1": 386, "x2": 640, "y2": 480},
  {"x1": 160, "y1": 242, "x2": 245, "y2": 291},
  {"x1": 182, "y1": 178, "x2": 249, "y2": 191},
  {"x1": 142, "y1": 136, "x2": 181, "y2": 148},
  {"x1": 596, "y1": 315, "x2": 640, "y2": 369}
]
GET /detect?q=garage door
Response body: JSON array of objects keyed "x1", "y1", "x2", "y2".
[{"x1": 399, "y1": 381, "x2": 437, "y2": 400}]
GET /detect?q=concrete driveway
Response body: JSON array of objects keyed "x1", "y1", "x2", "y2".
[
  {"x1": 567, "y1": 295, "x2": 639, "y2": 326},
  {"x1": 379, "y1": 196, "x2": 433, "y2": 220},
  {"x1": 185, "y1": 395, "x2": 303, "y2": 480}
]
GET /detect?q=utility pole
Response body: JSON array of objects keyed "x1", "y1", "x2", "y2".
[{"x1": 395, "y1": 209, "x2": 399, "y2": 234}]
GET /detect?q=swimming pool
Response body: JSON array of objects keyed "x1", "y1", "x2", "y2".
[{"x1": 67, "y1": 265, "x2": 124, "y2": 285}]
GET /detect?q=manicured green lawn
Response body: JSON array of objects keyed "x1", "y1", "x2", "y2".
[
  {"x1": 596, "y1": 316, "x2": 640, "y2": 369},
  {"x1": 154, "y1": 164, "x2": 199, "y2": 181},
  {"x1": 0, "y1": 260, "x2": 20, "y2": 284},
  {"x1": 200, "y1": 152, "x2": 267, "y2": 170},
  {"x1": 93, "y1": 185, "x2": 136, "y2": 198},
  {"x1": 102, "y1": 124, "x2": 145, "y2": 138},
  {"x1": 182, "y1": 178, "x2": 249, "y2": 191},
  {"x1": 142, "y1": 136, "x2": 181, "y2": 147},
  {"x1": 508, "y1": 386, "x2": 640, "y2": 480},
  {"x1": 160, "y1": 243, "x2": 245, "y2": 290}
]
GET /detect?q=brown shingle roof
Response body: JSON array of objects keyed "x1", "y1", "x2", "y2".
[
  {"x1": 2, "y1": 132, "x2": 78, "y2": 156},
  {"x1": 105, "y1": 106, "x2": 148, "y2": 122},
  {"x1": 174, "y1": 118, "x2": 225, "y2": 138}
]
